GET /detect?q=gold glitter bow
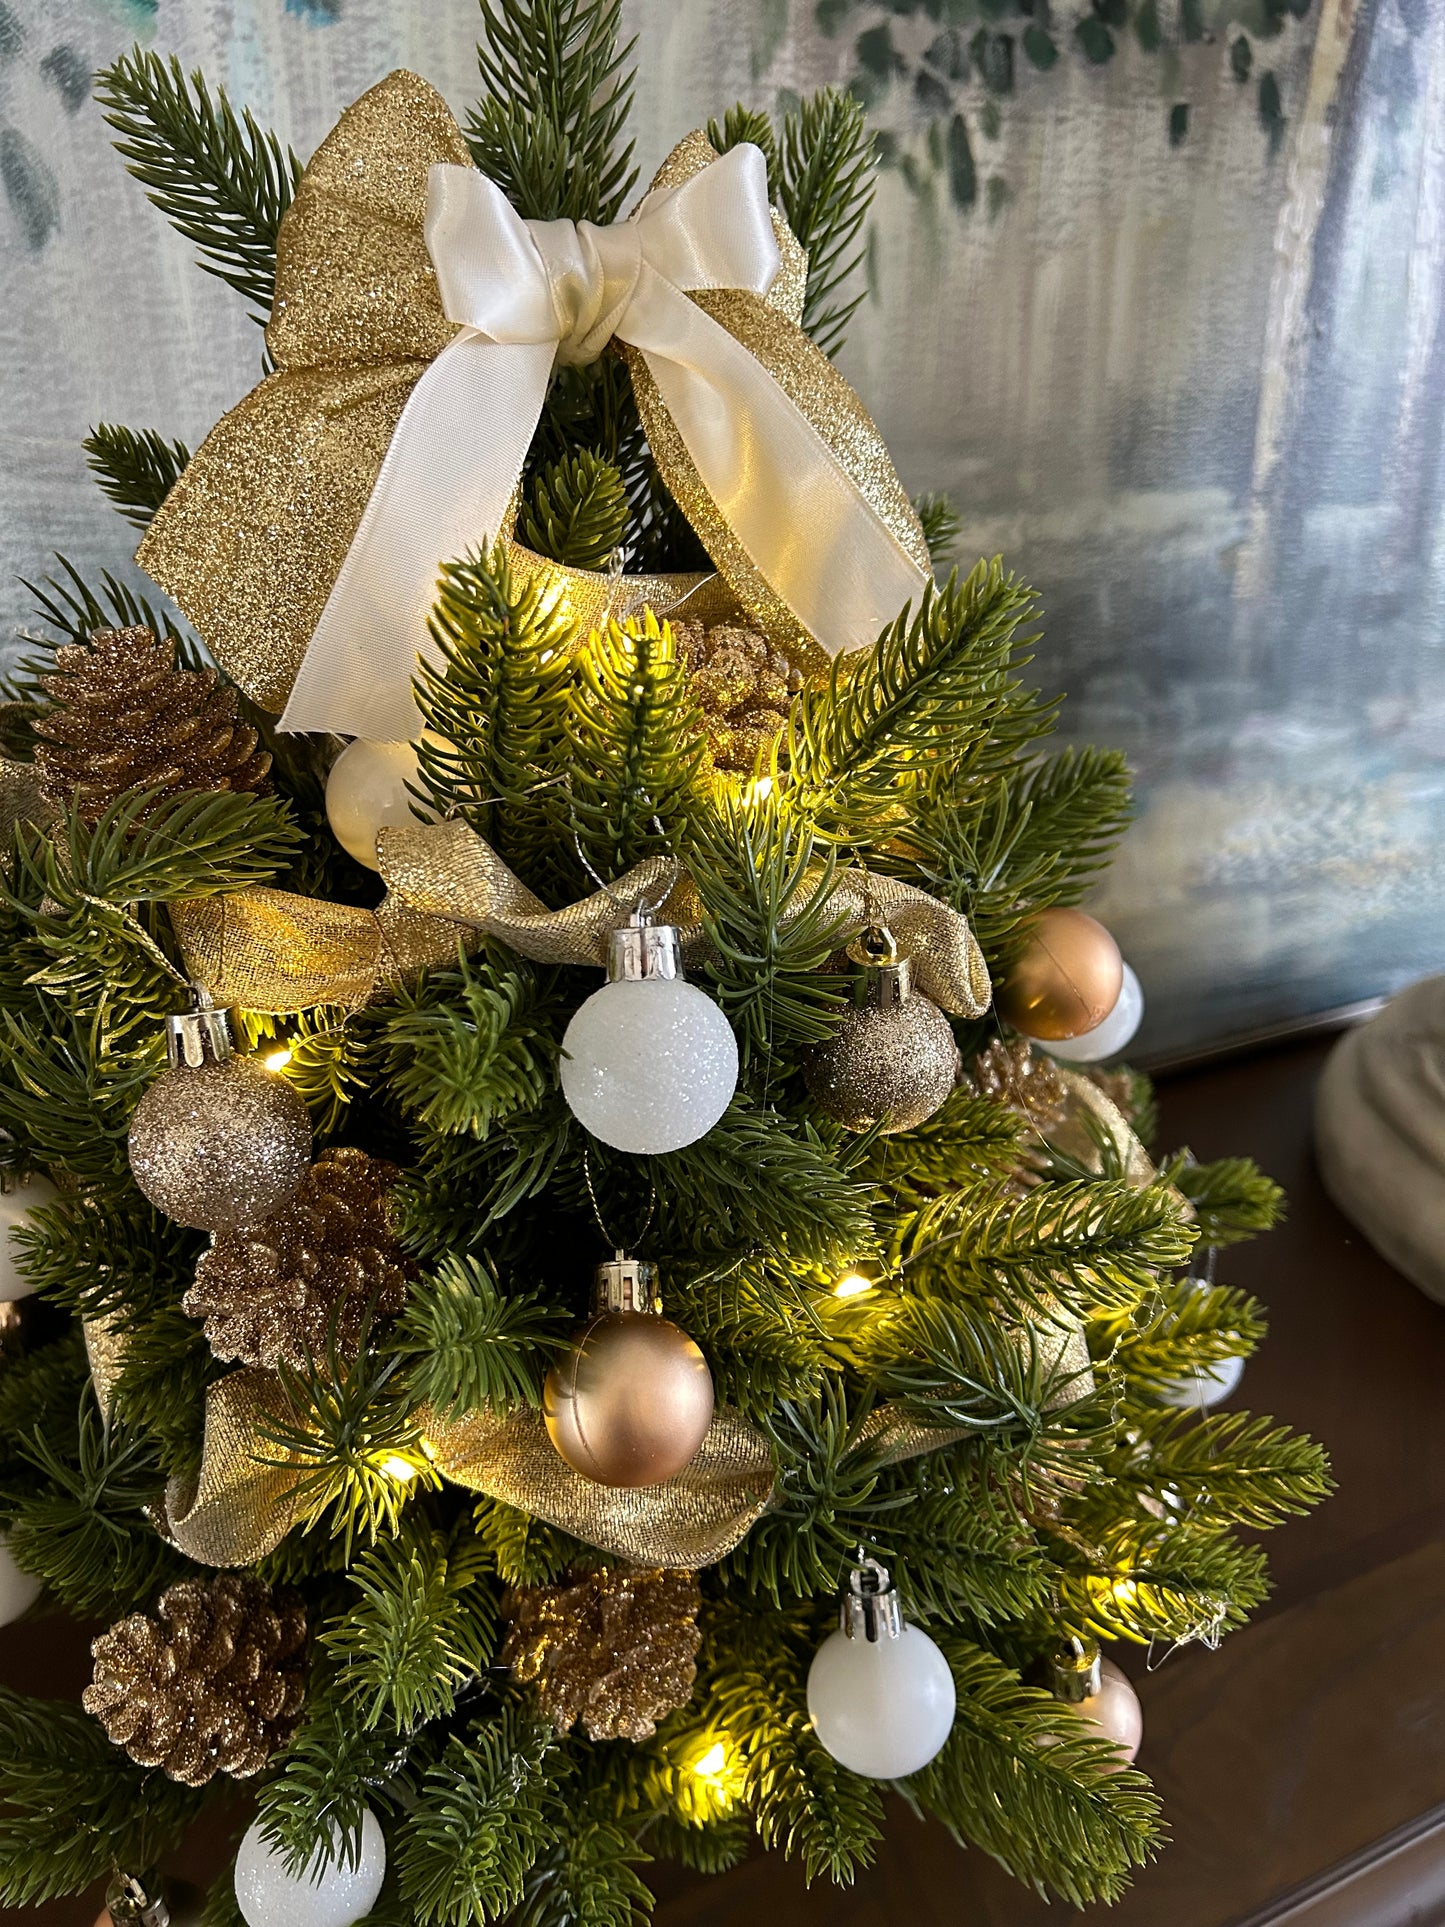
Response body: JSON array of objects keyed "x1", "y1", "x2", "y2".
[
  {"x1": 166, "y1": 818, "x2": 993, "y2": 1019},
  {"x1": 160, "y1": 1369, "x2": 774, "y2": 1569},
  {"x1": 134, "y1": 70, "x2": 928, "y2": 721}
]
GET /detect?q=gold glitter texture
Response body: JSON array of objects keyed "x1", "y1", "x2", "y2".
[
  {"x1": 32, "y1": 627, "x2": 270, "y2": 823},
  {"x1": 184, "y1": 1147, "x2": 412, "y2": 1370},
  {"x1": 84, "y1": 1573, "x2": 306, "y2": 1786},
  {"x1": 503, "y1": 1567, "x2": 702, "y2": 1742},
  {"x1": 675, "y1": 618, "x2": 804, "y2": 771},
  {"x1": 127, "y1": 1055, "x2": 312, "y2": 1232}
]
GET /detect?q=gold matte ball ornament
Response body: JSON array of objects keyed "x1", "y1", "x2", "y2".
[
  {"x1": 544, "y1": 1257, "x2": 715, "y2": 1487},
  {"x1": 127, "y1": 1010, "x2": 313, "y2": 1233},
  {"x1": 805, "y1": 924, "x2": 961, "y2": 1135},
  {"x1": 995, "y1": 907, "x2": 1125, "y2": 1042}
]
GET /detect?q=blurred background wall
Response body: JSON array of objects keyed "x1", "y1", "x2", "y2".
[{"x1": 2, "y1": 0, "x2": 1440, "y2": 1057}]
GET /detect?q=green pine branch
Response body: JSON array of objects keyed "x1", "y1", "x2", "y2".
[
  {"x1": 95, "y1": 48, "x2": 301, "y2": 320},
  {"x1": 915, "y1": 1637, "x2": 1162, "y2": 1906},
  {"x1": 1169, "y1": 1153, "x2": 1285, "y2": 1248},
  {"x1": 1108, "y1": 1408, "x2": 1333, "y2": 1532},
  {"x1": 413, "y1": 545, "x2": 575, "y2": 888},
  {"x1": 472, "y1": 1499, "x2": 597, "y2": 1588},
  {"x1": 519, "y1": 451, "x2": 630, "y2": 572},
  {"x1": 257, "y1": 1666, "x2": 403, "y2": 1875},
  {"x1": 397, "y1": 1255, "x2": 566, "y2": 1419},
  {"x1": 322, "y1": 1522, "x2": 498, "y2": 1732},
  {"x1": 566, "y1": 612, "x2": 707, "y2": 879},
  {"x1": 383, "y1": 952, "x2": 560, "y2": 1141},
  {"x1": 83, "y1": 423, "x2": 190, "y2": 530},
  {"x1": 1109, "y1": 1276, "x2": 1267, "y2": 1395},
  {"x1": 776, "y1": 90, "x2": 878, "y2": 355},
  {"x1": 467, "y1": 0, "x2": 638, "y2": 224},
  {"x1": 396, "y1": 1713, "x2": 556, "y2": 1927},
  {"x1": 915, "y1": 491, "x2": 962, "y2": 567}
]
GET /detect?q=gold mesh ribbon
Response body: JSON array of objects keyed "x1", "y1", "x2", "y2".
[
  {"x1": 166, "y1": 820, "x2": 992, "y2": 1019},
  {"x1": 158, "y1": 1368, "x2": 772, "y2": 1569},
  {"x1": 422, "y1": 1403, "x2": 775, "y2": 1568},
  {"x1": 135, "y1": 72, "x2": 925, "y2": 717}
]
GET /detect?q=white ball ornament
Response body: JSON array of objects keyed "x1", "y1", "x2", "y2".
[
  {"x1": 807, "y1": 1557, "x2": 956, "y2": 1780},
  {"x1": 0, "y1": 1534, "x2": 42, "y2": 1624},
  {"x1": 0, "y1": 1169, "x2": 57, "y2": 1301},
  {"x1": 560, "y1": 913, "x2": 738, "y2": 1155},
  {"x1": 1156, "y1": 1351, "x2": 1245, "y2": 1411},
  {"x1": 1042, "y1": 963, "x2": 1145, "y2": 1063},
  {"x1": 234, "y1": 1810, "x2": 385, "y2": 1927},
  {"x1": 324, "y1": 738, "x2": 423, "y2": 870}
]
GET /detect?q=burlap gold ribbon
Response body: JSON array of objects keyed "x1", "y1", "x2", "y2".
[
  {"x1": 134, "y1": 71, "x2": 927, "y2": 724},
  {"x1": 166, "y1": 818, "x2": 994, "y2": 1019},
  {"x1": 161, "y1": 1369, "x2": 774, "y2": 1569}
]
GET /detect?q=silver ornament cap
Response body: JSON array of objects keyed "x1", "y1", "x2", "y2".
[
  {"x1": 607, "y1": 910, "x2": 682, "y2": 983},
  {"x1": 1049, "y1": 1636, "x2": 1104, "y2": 1703},
  {"x1": 840, "y1": 1554, "x2": 904, "y2": 1643},
  {"x1": 162, "y1": 1007, "x2": 233, "y2": 1070},
  {"x1": 104, "y1": 1872, "x2": 170, "y2": 1927},
  {"x1": 592, "y1": 1253, "x2": 664, "y2": 1315}
]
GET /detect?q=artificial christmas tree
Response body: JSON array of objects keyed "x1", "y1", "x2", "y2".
[{"x1": 0, "y1": 4, "x2": 1328, "y2": 1921}]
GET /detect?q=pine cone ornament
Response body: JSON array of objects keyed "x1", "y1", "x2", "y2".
[
  {"x1": 964, "y1": 1036, "x2": 1070, "y2": 1130},
  {"x1": 502, "y1": 1567, "x2": 702, "y2": 1741},
  {"x1": 84, "y1": 1573, "x2": 306, "y2": 1785},
  {"x1": 32, "y1": 625, "x2": 270, "y2": 822},
  {"x1": 675, "y1": 619, "x2": 803, "y2": 772},
  {"x1": 184, "y1": 1147, "x2": 412, "y2": 1369}
]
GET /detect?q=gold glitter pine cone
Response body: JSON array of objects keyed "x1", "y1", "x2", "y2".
[
  {"x1": 963, "y1": 1036, "x2": 1070, "y2": 1130},
  {"x1": 674, "y1": 618, "x2": 804, "y2": 773},
  {"x1": 32, "y1": 625, "x2": 271, "y2": 823},
  {"x1": 84, "y1": 1573, "x2": 306, "y2": 1786},
  {"x1": 502, "y1": 1566, "x2": 702, "y2": 1742},
  {"x1": 184, "y1": 1146, "x2": 413, "y2": 1369}
]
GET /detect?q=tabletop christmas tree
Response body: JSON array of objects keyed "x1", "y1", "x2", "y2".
[{"x1": 0, "y1": 5, "x2": 1329, "y2": 1922}]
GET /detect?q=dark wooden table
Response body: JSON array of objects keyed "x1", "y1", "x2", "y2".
[{"x1": 8, "y1": 1035, "x2": 1445, "y2": 1927}]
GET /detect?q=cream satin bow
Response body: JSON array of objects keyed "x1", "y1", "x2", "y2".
[{"x1": 279, "y1": 142, "x2": 930, "y2": 741}]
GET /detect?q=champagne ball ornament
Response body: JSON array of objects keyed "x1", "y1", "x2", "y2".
[
  {"x1": 544, "y1": 1255, "x2": 714, "y2": 1487},
  {"x1": 560, "y1": 911, "x2": 738, "y2": 1154},
  {"x1": 1042, "y1": 963, "x2": 1145, "y2": 1064},
  {"x1": 324, "y1": 737, "x2": 422, "y2": 870},
  {"x1": 234, "y1": 1810, "x2": 385, "y2": 1927},
  {"x1": 0, "y1": 1168, "x2": 58, "y2": 1301},
  {"x1": 1051, "y1": 1639, "x2": 1143, "y2": 1769},
  {"x1": 128, "y1": 1009, "x2": 312, "y2": 1232},
  {"x1": 996, "y1": 908, "x2": 1126, "y2": 1043},
  {"x1": 807, "y1": 1555, "x2": 956, "y2": 1779},
  {"x1": 805, "y1": 925, "x2": 961, "y2": 1134}
]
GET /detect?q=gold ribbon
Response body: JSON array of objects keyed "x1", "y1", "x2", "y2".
[
  {"x1": 160, "y1": 1367, "x2": 773, "y2": 1570},
  {"x1": 135, "y1": 72, "x2": 927, "y2": 720},
  {"x1": 166, "y1": 819, "x2": 993, "y2": 1020}
]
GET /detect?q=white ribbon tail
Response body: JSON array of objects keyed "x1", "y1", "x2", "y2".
[
  {"x1": 622, "y1": 261, "x2": 929, "y2": 655},
  {"x1": 277, "y1": 333, "x2": 555, "y2": 741}
]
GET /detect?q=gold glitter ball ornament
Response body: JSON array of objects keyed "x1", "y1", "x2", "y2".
[
  {"x1": 544, "y1": 1256, "x2": 715, "y2": 1487},
  {"x1": 805, "y1": 925, "x2": 961, "y2": 1134},
  {"x1": 675, "y1": 618, "x2": 804, "y2": 772},
  {"x1": 84, "y1": 1573, "x2": 306, "y2": 1787},
  {"x1": 502, "y1": 1565, "x2": 703, "y2": 1741},
  {"x1": 128, "y1": 1010, "x2": 312, "y2": 1232},
  {"x1": 184, "y1": 1146, "x2": 413, "y2": 1369},
  {"x1": 33, "y1": 625, "x2": 270, "y2": 824}
]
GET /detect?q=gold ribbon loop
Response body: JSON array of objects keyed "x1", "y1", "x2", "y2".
[{"x1": 422, "y1": 1403, "x2": 775, "y2": 1569}]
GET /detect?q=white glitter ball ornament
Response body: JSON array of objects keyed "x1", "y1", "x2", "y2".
[
  {"x1": 807, "y1": 1558, "x2": 956, "y2": 1780},
  {"x1": 324, "y1": 738, "x2": 423, "y2": 870},
  {"x1": 0, "y1": 1169, "x2": 57, "y2": 1301},
  {"x1": 1040, "y1": 963, "x2": 1145, "y2": 1064},
  {"x1": 560, "y1": 913, "x2": 738, "y2": 1155},
  {"x1": 1052, "y1": 1642, "x2": 1143, "y2": 1769},
  {"x1": 234, "y1": 1810, "x2": 385, "y2": 1927}
]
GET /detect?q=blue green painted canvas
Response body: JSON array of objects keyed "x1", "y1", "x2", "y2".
[{"x1": 1, "y1": 0, "x2": 1439, "y2": 1056}]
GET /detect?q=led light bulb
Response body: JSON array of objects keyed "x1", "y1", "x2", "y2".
[
  {"x1": 560, "y1": 913, "x2": 738, "y2": 1155},
  {"x1": 807, "y1": 1556, "x2": 956, "y2": 1779}
]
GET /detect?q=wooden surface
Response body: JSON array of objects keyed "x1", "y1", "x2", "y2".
[{"x1": 7, "y1": 1035, "x2": 1445, "y2": 1926}]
